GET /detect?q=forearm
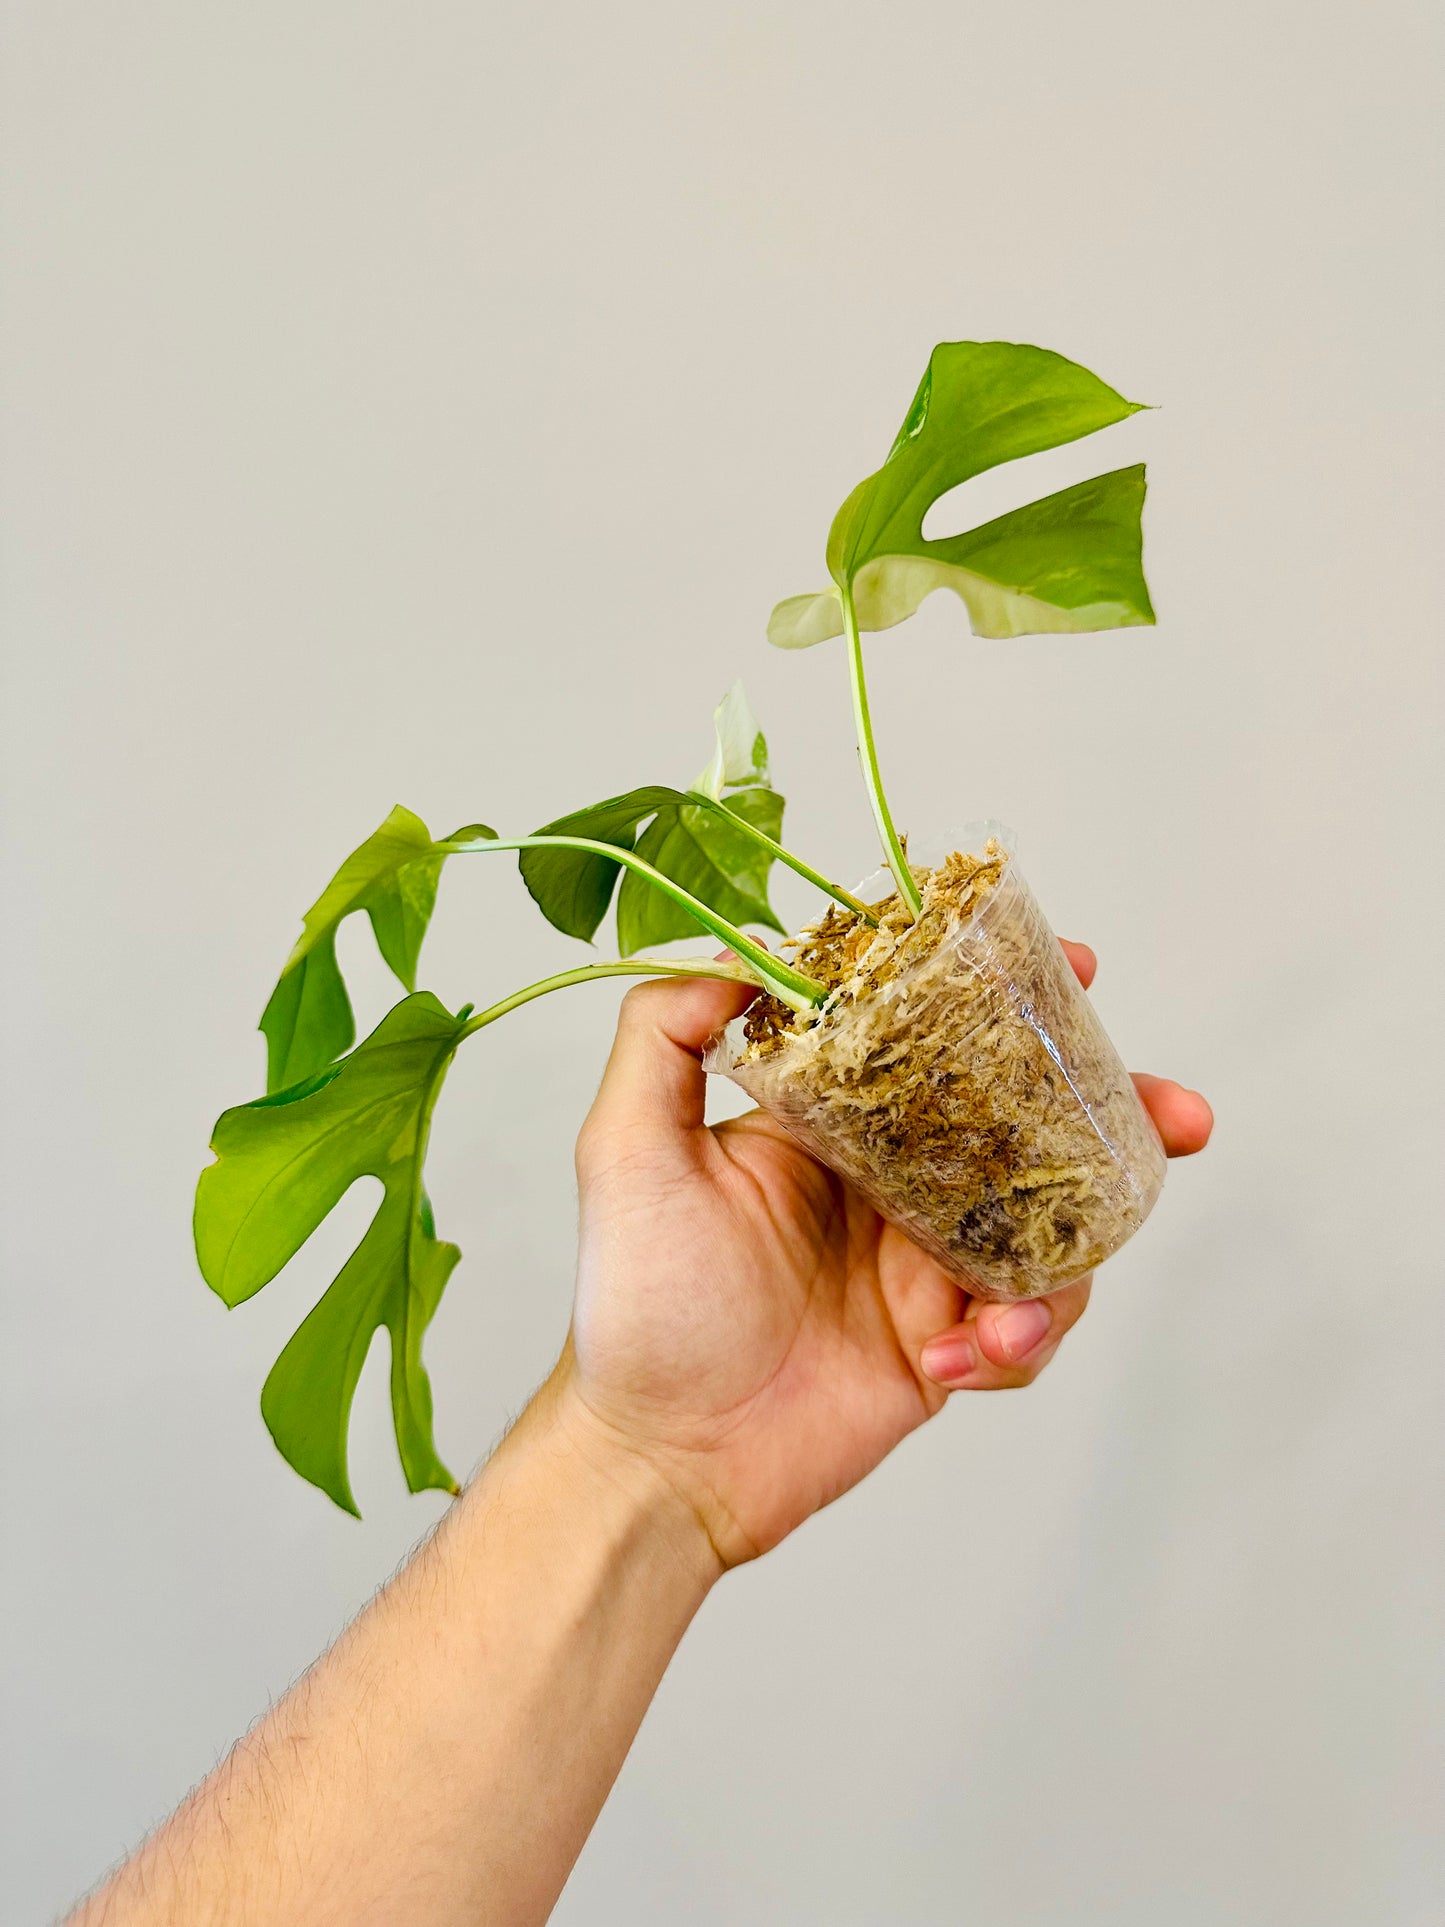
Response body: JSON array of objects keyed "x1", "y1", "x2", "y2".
[{"x1": 71, "y1": 1365, "x2": 720, "y2": 1927}]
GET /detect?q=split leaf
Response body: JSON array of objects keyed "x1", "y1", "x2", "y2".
[
  {"x1": 196, "y1": 992, "x2": 470, "y2": 1514},
  {"x1": 768, "y1": 341, "x2": 1154, "y2": 646},
  {"x1": 259, "y1": 806, "x2": 493, "y2": 1093}
]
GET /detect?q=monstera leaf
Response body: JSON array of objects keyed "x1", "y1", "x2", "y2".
[
  {"x1": 519, "y1": 684, "x2": 787, "y2": 954},
  {"x1": 259, "y1": 805, "x2": 493, "y2": 1093},
  {"x1": 768, "y1": 341, "x2": 1155, "y2": 646},
  {"x1": 196, "y1": 993, "x2": 471, "y2": 1514}
]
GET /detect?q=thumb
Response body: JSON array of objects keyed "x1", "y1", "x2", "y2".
[{"x1": 583, "y1": 973, "x2": 757, "y2": 1145}]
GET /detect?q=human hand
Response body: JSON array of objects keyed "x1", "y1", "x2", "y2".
[{"x1": 556, "y1": 942, "x2": 1212, "y2": 1571}]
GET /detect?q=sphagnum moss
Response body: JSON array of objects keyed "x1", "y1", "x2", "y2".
[{"x1": 720, "y1": 843, "x2": 1167, "y2": 1301}]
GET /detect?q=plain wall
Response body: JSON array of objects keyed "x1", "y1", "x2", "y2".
[{"x1": 2, "y1": 2, "x2": 1441, "y2": 1920}]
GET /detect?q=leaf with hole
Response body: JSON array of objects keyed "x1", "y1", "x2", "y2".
[
  {"x1": 259, "y1": 805, "x2": 494, "y2": 1092},
  {"x1": 196, "y1": 992, "x2": 470, "y2": 1514},
  {"x1": 768, "y1": 341, "x2": 1154, "y2": 646}
]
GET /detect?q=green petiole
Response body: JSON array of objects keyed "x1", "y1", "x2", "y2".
[
  {"x1": 841, "y1": 586, "x2": 922, "y2": 920},
  {"x1": 682, "y1": 790, "x2": 878, "y2": 927},
  {"x1": 440, "y1": 834, "x2": 827, "y2": 1012},
  {"x1": 455, "y1": 955, "x2": 765, "y2": 1045}
]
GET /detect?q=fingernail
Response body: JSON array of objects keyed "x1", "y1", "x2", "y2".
[
  {"x1": 920, "y1": 1333, "x2": 975, "y2": 1385},
  {"x1": 994, "y1": 1300, "x2": 1053, "y2": 1363}
]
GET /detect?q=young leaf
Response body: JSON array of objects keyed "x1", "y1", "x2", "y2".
[
  {"x1": 693, "y1": 680, "x2": 771, "y2": 799},
  {"x1": 768, "y1": 341, "x2": 1154, "y2": 646},
  {"x1": 259, "y1": 806, "x2": 494, "y2": 1094},
  {"x1": 195, "y1": 992, "x2": 470, "y2": 1514}
]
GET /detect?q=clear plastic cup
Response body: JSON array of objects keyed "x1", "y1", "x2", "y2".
[{"x1": 708, "y1": 828, "x2": 1166, "y2": 1300}]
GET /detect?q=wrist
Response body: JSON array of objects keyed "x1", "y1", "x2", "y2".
[{"x1": 475, "y1": 1356, "x2": 726, "y2": 1599}]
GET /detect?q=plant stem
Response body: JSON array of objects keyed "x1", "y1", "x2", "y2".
[
  {"x1": 841, "y1": 584, "x2": 921, "y2": 920},
  {"x1": 683, "y1": 791, "x2": 879, "y2": 927},
  {"x1": 440, "y1": 835, "x2": 827, "y2": 1012},
  {"x1": 455, "y1": 956, "x2": 766, "y2": 1044}
]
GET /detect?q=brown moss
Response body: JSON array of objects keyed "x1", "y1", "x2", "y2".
[{"x1": 722, "y1": 842, "x2": 1165, "y2": 1300}]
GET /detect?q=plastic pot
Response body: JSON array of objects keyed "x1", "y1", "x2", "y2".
[{"x1": 708, "y1": 830, "x2": 1166, "y2": 1301}]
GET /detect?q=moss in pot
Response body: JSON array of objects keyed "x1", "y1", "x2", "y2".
[{"x1": 712, "y1": 834, "x2": 1166, "y2": 1302}]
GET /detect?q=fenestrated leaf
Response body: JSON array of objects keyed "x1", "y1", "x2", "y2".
[
  {"x1": 259, "y1": 806, "x2": 494, "y2": 1093},
  {"x1": 773, "y1": 465, "x2": 1153, "y2": 644},
  {"x1": 196, "y1": 992, "x2": 470, "y2": 1513},
  {"x1": 915, "y1": 464, "x2": 1153, "y2": 637},
  {"x1": 768, "y1": 341, "x2": 1154, "y2": 647}
]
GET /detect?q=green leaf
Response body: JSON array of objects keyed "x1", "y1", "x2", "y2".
[
  {"x1": 522, "y1": 785, "x2": 787, "y2": 956},
  {"x1": 196, "y1": 992, "x2": 470, "y2": 1513},
  {"x1": 768, "y1": 341, "x2": 1154, "y2": 646},
  {"x1": 257, "y1": 932, "x2": 353, "y2": 1099},
  {"x1": 616, "y1": 788, "x2": 787, "y2": 954},
  {"x1": 520, "y1": 684, "x2": 786, "y2": 954},
  {"x1": 518, "y1": 786, "x2": 679, "y2": 942},
  {"x1": 259, "y1": 806, "x2": 495, "y2": 1094}
]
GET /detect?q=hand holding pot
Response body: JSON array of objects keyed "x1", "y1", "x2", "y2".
[
  {"x1": 83, "y1": 943, "x2": 1209, "y2": 1927},
  {"x1": 560, "y1": 948, "x2": 1211, "y2": 1572}
]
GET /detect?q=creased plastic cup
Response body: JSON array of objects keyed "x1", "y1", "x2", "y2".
[{"x1": 707, "y1": 827, "x2": 1166, "y2": 1301}]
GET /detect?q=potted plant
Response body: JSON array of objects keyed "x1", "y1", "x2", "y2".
[{"x1": 195, "y1": 339, "x2": 1165, "y2": 1512}]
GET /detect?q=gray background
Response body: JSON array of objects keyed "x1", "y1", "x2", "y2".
[{"x1": 3, "y1": 2, "x2": 1441, "y2": 1921}]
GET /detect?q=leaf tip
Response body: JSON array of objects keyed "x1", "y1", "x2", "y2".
[{"x1": 766, "y1": 591, "x2": 842, "y2": 651}]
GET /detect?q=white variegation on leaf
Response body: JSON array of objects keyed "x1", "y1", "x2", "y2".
[
  {"x1": 693, "y1": 680, "x2": 771, "y2": 798},
  {"x1": 769, "y1": 465, "x2": 1154, "y2": 645},
  {"x1": 766, "y1": 341, "x2": 1157, "y2": 913}
]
